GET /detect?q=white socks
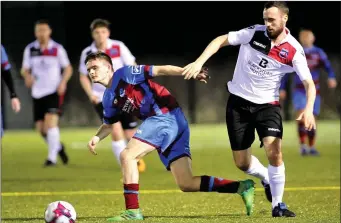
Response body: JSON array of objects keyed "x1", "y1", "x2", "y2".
[
  {"x1": 112, "y1": 140, "x2": 126, "y2": 165},
  {"x1": 46, "y1": 127, "x2": 61, "y2": 163},
  {"x1": 268, "y1": 163, "x2": 285, "y2": 208},
  {"x1": 245, "y1": 155, "x2": 270, "y2": 184}
]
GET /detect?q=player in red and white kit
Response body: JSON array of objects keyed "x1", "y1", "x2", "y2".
[
  {"x1": 183, "y1": 1, "x2": 316, "y2": 217},
  {"x1": 21, "y1": 20, "x2": 73, "y2": 167},
  {"x1": 79, "y1": 19, "x2": 146, "y2": 172}
]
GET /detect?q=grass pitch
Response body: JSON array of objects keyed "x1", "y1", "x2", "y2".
[{"x1": 1, "y1": 121, "x2": 340, "y2": 222}]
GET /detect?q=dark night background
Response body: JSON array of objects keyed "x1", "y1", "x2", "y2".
[{"x1": 1, "y1": 1, "x2": 340, "y2": 128}]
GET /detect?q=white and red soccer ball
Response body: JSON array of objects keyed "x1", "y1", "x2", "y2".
[{"x1": 44, "y1": 201, "x2": 76, "y2": 223}]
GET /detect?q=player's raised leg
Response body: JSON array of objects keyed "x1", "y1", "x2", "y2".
[
  {"x1": 170, "y1": 156, "x2": 255, "y2": 216},
  {"x1": 226, "y1": 94, "x2": 271, "y2": 202}
]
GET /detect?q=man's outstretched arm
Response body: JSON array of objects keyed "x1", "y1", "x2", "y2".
[{"x1": 152, "y1": 65, "x2": 209, "y2": 83}]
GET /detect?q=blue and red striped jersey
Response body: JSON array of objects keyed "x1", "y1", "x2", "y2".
[
  {"x1": 280, "y1": 45, "x2": 335, "y2": 94},
  {"x1": 102, "y1": 65, "x2": 179, "y2": 124}
]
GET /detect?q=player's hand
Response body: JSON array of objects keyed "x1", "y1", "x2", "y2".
[
  {"x1": 90, "y1": 95, "x2": 100, "y2": 104},
  {"x1": 327, "y1": 78, "x2": 337, "y2": 89},
  {"x1": 88, "y1": 136, "x2": 100, "y2": 155},
  {"x1": 182, "y1": 61, "x2": 204, "y2": 80},
  {"x1": 296, "y1": 109, "x2": 316, "y2": 131},
  {"x1": 11, "y1": 97, "x2": 21, "y2": 113},
  {"x1": 279, "y1": 90, "x2": 287, "y2": 100},
  {"x1": 24, "y1": 75, "x2": 34, "y2": 88},
  {"x1": 57, "y1": 81, "x2": 67, "y2": 96},
  {"x1": 195, "y1": 67, "x2": 210, "y2": 84}
]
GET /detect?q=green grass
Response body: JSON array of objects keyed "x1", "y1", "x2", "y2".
[{"x1": 1, "y1": 121, "x2": 340, "y2": 223}]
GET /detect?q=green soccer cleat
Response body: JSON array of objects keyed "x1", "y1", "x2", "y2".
[
  {"x1": 107, "y1": 209, "x2": 144, "y2": 221},
  {"x1": 237, "y1": 179, "x2": 255, "y2": 216}
]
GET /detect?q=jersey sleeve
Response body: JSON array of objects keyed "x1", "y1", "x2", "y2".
[
  {"x1": 79, "y1": 49, "x2": 89, "y2": 75},
  {"x1": 228, "y1": 25, "x2": 257, "y2": 45},
  {"x1": 103, "y1": 105, "x2": 120, "y2": 124},
  {"x1": 57, "y1": 45, "x2": 71, "y2": 68},
  {"x1": 292, "y1": 48, "x2": 313, "y2": 82},
  {"x1": 22, "y1": 46, "x2": 31, "y2": 70},
  {"x1": 118, "y1": 65, "x2": 154, "y2": 85},
  {"x1": 120, "y1": 42, "x2": 136, "y2": 65},
  {"x1": 319, "y1": 48, "x2": 336, "y2": 78},
  {"x1": 1, "y1": 45, "x2": 11, "y2": 71}
]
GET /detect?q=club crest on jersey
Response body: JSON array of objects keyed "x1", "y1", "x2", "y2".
[
  {"x1": 119, "y1": 88, "x2": 125, "y2": 97},
  {"x1": 110, "y1": 48, "x2": 118, "y2": 56},
  {"x1": 131, "y1": 65, "x2": 142, "y2": 74},
  {"x1": 279, "y1": 48, "x2": 289, "y2": 59}
]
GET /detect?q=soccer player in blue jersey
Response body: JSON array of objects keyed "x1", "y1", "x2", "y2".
[
  {"x1": 85, "y1": 52, "x2": 255, "y2": 221},
  {"x1": 279, "y1": 29, "x2": 337, "y2": 156},
  {"x1": 1, "y1": 45, "x2": 21, "y2": 137}
]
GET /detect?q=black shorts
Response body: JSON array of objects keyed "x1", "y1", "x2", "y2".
[
  {"x1": 94, "y1": 103, "x2": 138, "y2": 130},
  {"x1": 33, "y1": 92, "x2": 64, "y2": 122},
  {"x1": 226, "y1": 93, "x2": 283, "y2": 151}
]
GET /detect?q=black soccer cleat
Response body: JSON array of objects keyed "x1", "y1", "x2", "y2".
[
  {"x1": 44, "y1": 160, "x2": 56, "y2": 167},
  {"x1": 272, "y1": 202, "x2": 296, "y2": 217},
  {"x1": 58, "y1": 143, "x2": 69, "y2": 165},
  {"x1": 261, "y1": 180, "x2": 272, "y2": 202}
]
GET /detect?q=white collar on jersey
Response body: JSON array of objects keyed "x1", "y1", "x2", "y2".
[
  {"x1": 33, "y1": 39, "x2": 55, "y2": 49},
  {"x1": 264, "y1": 27, "x2": 291, "y2": 46},
  {"x1": 90, "y1": 38, "x2": 114, "y2": 52}
]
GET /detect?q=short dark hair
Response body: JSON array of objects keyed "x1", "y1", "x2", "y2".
[
  {"x1": 90, "y1": 18, "x2": 111, "y2": 32},
  {"x1": 35, "y1": 19, "x2": 50, "y2": 27},
  {"x1": 264, "y1": 1, "x2": 289, "y2": 15},
  {"x1": 84, "y1": 52, "x2": 113, "y2": 68}
]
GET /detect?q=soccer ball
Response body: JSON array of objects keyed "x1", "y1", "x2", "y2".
[{"x1": 44, "y1": 201, "x2": 77, "y2": 223}]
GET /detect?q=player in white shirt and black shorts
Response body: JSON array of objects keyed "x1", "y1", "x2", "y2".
[
  {"x1": 21, "y1": 20, "x2": 73, "y2": 167},
  {"x1": 79, "y1": 19, "x2": 146, "y2": 172},
  {"x1": 183, "y1": 1, "x2": 316, "y2": 217}
]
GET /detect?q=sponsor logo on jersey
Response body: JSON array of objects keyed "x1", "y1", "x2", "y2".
[
  {"x1": 253, "y1": 41, "x2": 266, "y2": 49},
  {"x1": 132, "y1": 65, "x2": 142, "y2": 74}
]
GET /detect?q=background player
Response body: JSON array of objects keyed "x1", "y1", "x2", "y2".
[
  {"x1": 21, "y1": 20, "x2": 73, "y2": 167},
  {"x1": 279, "y1": 29, "x2": 337, "y2": 156},
  {"x1": 1, "y1": 45, "x2": 21, "y2": 137},
  {"x1": 79, "y1": 18, "x2": 146, "y2": 172},
  {"x1": 182, "y1": 1, "x2": 316, "y2": 217},
  {"x1": 85, "y1": 52, "x2": 255, "y2": 221}
]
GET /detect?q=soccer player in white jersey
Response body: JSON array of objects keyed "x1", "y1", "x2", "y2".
[
  {"x1": 21, "y1": 20, "x2": 73, "y2": 167},
  {"x1": 182, "y1": 1, "x2": 316, "y2": 217},
  {"x1": 79, "y1": 19, "x2": 146, "y2": 172}
]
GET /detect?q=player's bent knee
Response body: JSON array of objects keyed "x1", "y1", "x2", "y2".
[
  {"x1": 232, "y1": 150, "x2": 251, "y2": 171},
  {"x1": 177, "y1": 181, "x2": 196, "y2": 192},
  {"x1": 235, "y1": 162, "x2": 250, "y2": 172},
  {"x1": 119, "y1": 149, "x2": 131, "y2": 164}
]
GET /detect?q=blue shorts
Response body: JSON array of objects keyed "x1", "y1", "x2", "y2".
[
  {"x1": 293, "y1": 91, "x2": 321, "y2": 116},
  {"x1": 132, "y1": 108, "x2": 191, "y2": 170}
]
